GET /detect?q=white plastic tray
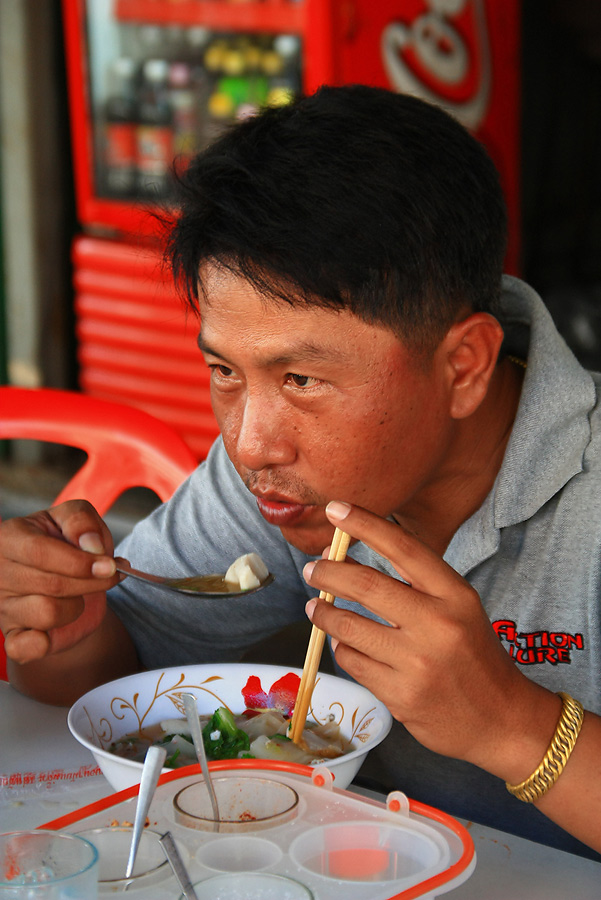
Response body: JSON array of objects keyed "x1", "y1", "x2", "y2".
[{"x1": 40, "y1": 760, "x2": 476, "y2": 899}]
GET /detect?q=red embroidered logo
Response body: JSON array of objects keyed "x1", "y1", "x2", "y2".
[{"x1": 493, "y1": 619, "x2": 584, "y2": 665}]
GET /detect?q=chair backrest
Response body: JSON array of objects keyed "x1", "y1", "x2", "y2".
[{"x1": 0, "y1": 386, "x2": 199, "y2": 679}]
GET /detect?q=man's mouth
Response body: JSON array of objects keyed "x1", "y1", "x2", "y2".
[{"x1": 254, "y1": 495, "x2": 313, "y2": 526}]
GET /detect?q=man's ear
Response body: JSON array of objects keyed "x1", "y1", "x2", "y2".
[{"x1": 439, "y1": 313, "x2": 504, "y2": 420}]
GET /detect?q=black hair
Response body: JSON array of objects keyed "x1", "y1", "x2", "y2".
[{"x1": 167, "y1": 84, "x2": 508, "y2": 353}]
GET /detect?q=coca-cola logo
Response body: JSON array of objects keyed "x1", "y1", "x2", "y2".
[{"x1": 381, "y1": 0, "x2": 491, "y2": 131}]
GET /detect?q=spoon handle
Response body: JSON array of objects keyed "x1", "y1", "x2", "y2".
[
  {"x1": 182, "y1": 693, "x2": 221, "y2": 828},
  {"x1": 125, "y1": 744, "x2": 167, "y2": 878},
  {"x1": 159, "y1": 831, "x2": 199, "y2": 900},
  {"x1": 116, "y1": 563, "x2": 170, "y2": 586}
]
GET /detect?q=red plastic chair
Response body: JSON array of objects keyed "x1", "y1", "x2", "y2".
[{"x1": 0, "y1": 386, "x2": 199, "y2": 679}]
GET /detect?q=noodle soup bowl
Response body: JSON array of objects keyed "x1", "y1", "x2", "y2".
[{"x1": 68, "y1": 663, "x2": 392, "y2": 792}]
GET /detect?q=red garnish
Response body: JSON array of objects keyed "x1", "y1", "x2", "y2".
[
  {"x1": 238, "y1": 810, "x2": 257, "y2": 821},
  {"x1": 241, "y1": 672, "x2": 300, "y2": 717}
]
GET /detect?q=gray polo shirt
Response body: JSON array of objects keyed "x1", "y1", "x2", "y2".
[{"x1": 110, "y1": 275, "x2": 601, "y2": 859}]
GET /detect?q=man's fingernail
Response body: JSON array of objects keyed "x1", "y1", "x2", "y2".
[
  {"x1": 79, "y1": 532, "x2": 104, "y2": 554},
  {"x1": 305, "y1": 598, "x2": 317, "y2": 620},
  {"x1": 330, "y1": 638, "x2": 339, "y2": 653},
  {"x1": 303, "y1": 560, "x2": 316, "y2": 582},
  {"x1": 326, "y1": 501, "x2": 351, "y2": 521},
  {"x1": 92, "y1": 558, "x2": 116, "y2": 578}
]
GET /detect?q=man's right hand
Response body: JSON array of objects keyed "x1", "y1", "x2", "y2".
[{"x1": 0, "y1": 500, "x2": 121, "y2": 665}]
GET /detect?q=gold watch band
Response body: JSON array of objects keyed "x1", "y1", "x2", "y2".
[{"x1": 506, "y1": 692, "x2": 584, "y2": 803}]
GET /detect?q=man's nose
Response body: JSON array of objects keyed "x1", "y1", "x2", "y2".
[{"x1": 233, "y1": 394, "x2": 296, "y2": 470}]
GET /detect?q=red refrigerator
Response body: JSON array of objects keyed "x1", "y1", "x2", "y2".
[{"x1": 62, "y1": 0, "x2": 521, "y2": 459}]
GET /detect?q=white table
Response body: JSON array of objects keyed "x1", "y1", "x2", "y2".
[{"x1": 1, "y1": 681, "x2": 599, "y2": 898}]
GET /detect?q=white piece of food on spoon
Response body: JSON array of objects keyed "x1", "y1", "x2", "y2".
[{"x1": 224, "y1": 552, "x2": 269, "y2": 590}]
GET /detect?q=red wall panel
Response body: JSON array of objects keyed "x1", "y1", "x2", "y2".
[{"x1": 72, "y1": 236, "x2": 220, "y2": 459}]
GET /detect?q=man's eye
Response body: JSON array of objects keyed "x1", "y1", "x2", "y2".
[
  {"x1": 213, "y1": 364, "x2": 233, "y2": 377},
  {"x1": 288, "y1": 373, "x2": 317, "y2": 388}
]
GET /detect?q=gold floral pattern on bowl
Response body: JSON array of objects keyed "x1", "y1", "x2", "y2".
[{"x1": 84, "y1": 672, "x2": 229, "y2": 749}]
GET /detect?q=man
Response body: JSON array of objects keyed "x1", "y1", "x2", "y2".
[{"x1": 1, "y1": 85, "x2": 600, "y2": 859}]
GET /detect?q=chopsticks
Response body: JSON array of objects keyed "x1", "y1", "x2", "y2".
[{"x1": 288, "y1": 527, "x2": 351, "y2": 744}]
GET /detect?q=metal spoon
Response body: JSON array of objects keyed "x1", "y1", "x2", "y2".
[
  {"x1": 125, "y1": 744, "x2": 167, "y2": 879},
  {"x1": 116, "y1": 561, "x2": 275, "y2": 597},
  {"x1": 182, "y1": 692, "x2": 220, "y2": 831},
  {"x1": 159, "y1": 832, "x2": 198, "y2": 900}
]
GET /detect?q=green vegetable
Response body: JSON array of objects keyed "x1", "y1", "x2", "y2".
[
  {"x1": 202, "y1": 707, "x2": 251, "y2": 760},
  {"x1": 165, "y1": 748, "x2": 181, "y2": 768}
]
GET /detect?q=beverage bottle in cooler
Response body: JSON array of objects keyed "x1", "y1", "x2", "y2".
[
  {"x1": 169, "y1": 61, "x2": 200, "y2": 174},
  {"x1": 164, "y1": 25, "x2": 186, "y2": 59},
  {"x1": 205, "y1": 88, "x2": 236, "y2": 144},
  {"x1": 265, "y1": 35, "x2": 301, "y2": 109},
  {"x1": 203, "y1": 37, "x2": 229, "y2": 78},
  {"x1": 138, "y1": 25, "x2": 163, "y2": 58},
  {"x1": 102, "y1": 57, "x2": 138, "y2": 197},
  {"x1": 202, "y1": 36, "x2": 235, "y2": 143},
  {"x1": 187, "y1": 25, "x2": 211, "y2": 63},
  {"x1": 136, "y1": 58, "x2": 174, "y2": 199}
]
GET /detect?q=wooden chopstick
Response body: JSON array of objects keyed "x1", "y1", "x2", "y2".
[{"x1": 288, "y1": 527, "x2": 351, "y2": 744}]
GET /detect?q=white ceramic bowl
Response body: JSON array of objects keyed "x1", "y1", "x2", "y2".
[{"x1": 68, "y1": 663, "x2": 392, "y2": 792}]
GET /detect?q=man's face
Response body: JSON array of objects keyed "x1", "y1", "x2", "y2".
[{"x1": 198, "y1": 266, "x2": 454, "y2": 555}]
